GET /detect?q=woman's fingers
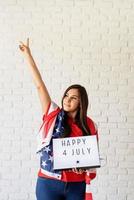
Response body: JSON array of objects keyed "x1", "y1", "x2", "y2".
[
  {"x1": 27, "y1": 38, "x2": 29, "y2": 47},
  {"x1": 19, "y1": 39, "x2": 30, "y2": 52},
  {"x1": 72, "y1": 168, "x2": 84, "y2": 174},
  {"x1": 77, "y1": 169, "x2": 84, "y2": 174},
  {"x1": 19, "y1": 39, "x2": 29, "y2": 48},
  {"x1": 19, "y1": 45, "x2": 25, "y2": 51},
  {"x1": 78, "y1": 169, "x2": 83, "y2": 174},
  {"x1": 19, "y1": 41, "x2": 25, "y2": 46},
  {"x1": 19, "y1": 44, "x2": 26, "y2": 51},
  {"x1": 19, "y1": 45, "x2": 23, "y2": 50}
]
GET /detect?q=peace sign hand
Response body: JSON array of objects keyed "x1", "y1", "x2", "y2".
[{"x1": 19, "y1": 38, "x2": 31, "y2": 55}]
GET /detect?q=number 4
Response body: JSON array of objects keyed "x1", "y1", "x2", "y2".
[{"x1": 63, "y1": 150, "x2": 67, "y2": 156}]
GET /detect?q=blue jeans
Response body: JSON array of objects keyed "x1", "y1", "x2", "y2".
[{"x1": 36, "y1": 177, "x2": 86, "y2": 200}]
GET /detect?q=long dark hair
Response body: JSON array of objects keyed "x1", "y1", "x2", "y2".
[{"x1": 61, "y1": 84, "x2": 91, "y2": 137}]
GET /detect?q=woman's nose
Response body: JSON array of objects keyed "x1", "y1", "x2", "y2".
[{"x1": 66, "y1": 97, "x2": 71, "y2": 103}]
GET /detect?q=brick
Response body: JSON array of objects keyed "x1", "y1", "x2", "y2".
[{"x1": 0, "y1": 1, "x2": 134, "y2": 199}]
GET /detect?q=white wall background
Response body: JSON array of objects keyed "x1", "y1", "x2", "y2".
[{"x1": 0, "y1": 0, "x2": 134, "y2": 199}]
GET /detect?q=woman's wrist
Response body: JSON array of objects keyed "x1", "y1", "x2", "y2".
[{"x1": 24, "y1": 50, "x2": 32, "y2": 58}]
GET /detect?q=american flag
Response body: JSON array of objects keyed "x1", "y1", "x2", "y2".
[{"x1": 40, "y1": 110, "x2": 65, "y2": 178}]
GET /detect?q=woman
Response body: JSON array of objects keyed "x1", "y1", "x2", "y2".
[{"x1": 19, "y1": 39, "x2": 98, "y2": 200}]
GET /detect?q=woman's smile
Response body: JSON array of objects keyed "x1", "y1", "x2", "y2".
[{"x1": 64, "y1": 103, "x2": 70, "y2": 107}]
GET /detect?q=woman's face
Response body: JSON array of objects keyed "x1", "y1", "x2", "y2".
[{"x1": 63, "y1": 88, "x2": 80, "y2": 114}]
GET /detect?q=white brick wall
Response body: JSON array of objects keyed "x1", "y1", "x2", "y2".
[{"x1": 0, "y1": 0, "x2": 134, "y2": 199}]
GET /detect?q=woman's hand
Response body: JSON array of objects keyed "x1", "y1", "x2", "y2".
[
  {"x1": 72, "y1": 168, "x2": 85, "y2": 174},
  {"x1": 19, "y1": 38, "x2": 51, "y2": 115},
  {"x1": 19, "y1": 38, "x2": 31, "y2": 55},
  {"x1": 71, "y1": 168, "x2": 96, "y2": 174}
]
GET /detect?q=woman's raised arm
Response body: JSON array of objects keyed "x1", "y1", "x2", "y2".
[{"x1": 19, "y1": 38, "x2": 51, "y2": 115}]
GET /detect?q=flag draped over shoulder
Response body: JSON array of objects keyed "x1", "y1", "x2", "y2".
[
  {"x1": 36, "y1": 101, "x2": 60, "y2": 153},
  {"x1": 36, "y1": 101, "x2": 96, "y2": 200}
]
